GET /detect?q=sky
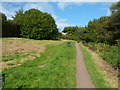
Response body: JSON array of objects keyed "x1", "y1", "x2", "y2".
[{"x1": 0, "y1": 1, "x2": 118, "y2": 31}]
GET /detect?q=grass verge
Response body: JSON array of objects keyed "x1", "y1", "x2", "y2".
[
  {"x1": 80, "y1": 45, "x2": 110, "y2": 88},
  {"x1": 2, "y1": 41, "x2": 76, "y2": 88}
]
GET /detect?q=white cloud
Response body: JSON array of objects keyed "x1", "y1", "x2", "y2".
[
  {"x1": 107, "y1": 8, "x2": 111, "y2": 16},
  {"x1": 1, "y1": 4, "x2": 20, "y2": 19},
  {"x1": 57, "y1": 2, "x2": 81, "y2": 10},
  {"x1": 2, "y1": 0, "x2": 119, "y2": 2},
  {"x1": 56, "y1": 18, "x2": 75, "y2": 30},
  {"x1": 23, "y1": 2, "x2": 54, "y2": 14},
  {"x1": 57, "y1": 22, "x2": 70, "y2": 28},
  {"x1": 58, "y1": 19, "x2": 67, "y2": 22},
  {"x1": 57, "y1": 2, "x2": 68, "y2": 10},
  {"x1": 23, "y1": 3, "x2": 59, "y2": 20},
  {"x1": 51, "y1": 14, "x2": 58, "y2": 19},
  {"x1": 1, "y1": 2, "x2": 57, "y2": 20}
]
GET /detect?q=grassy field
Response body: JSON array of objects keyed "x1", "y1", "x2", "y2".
[
  {"x1": 80, "y1": 45, "x2": 110, "y2": 88},
  {"x1": 1, "y1": 38, "x2": 76, "y2": 88}
]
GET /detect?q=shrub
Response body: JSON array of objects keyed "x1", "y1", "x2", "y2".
[
  {"x1": 83, "y1": 42, "x2": 119, "y2": 69},
  {"x1": 2, "y1": 20, "x2": 20, "y2": 37}
]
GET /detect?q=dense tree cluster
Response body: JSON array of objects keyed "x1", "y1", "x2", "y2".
[
  {"x1": 2, "y1": 20, "x2": 20, "y2": 37},
  {"x1": 1, "y1": 9, "x2": 59, "y2": 40},
  {"x1": 63, "y1": 1, "x2": 120, "y2": 45},
  {"x1": 1, "y1": 12, "x2": 20, "y2": 37},
  {"x1": 62, "y1": 1, "x2": 120, "y2": 69}
]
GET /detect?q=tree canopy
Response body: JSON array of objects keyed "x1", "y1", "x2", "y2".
[
  {"x1": 0, "y1": 12, "x2": 7, "y2": 20},
  {"x1": 63, "y1": 1, "x2": 120, "y2": 45},
  {"x1": 13, "y1": 9, "x2": 59, "y2": 39}
]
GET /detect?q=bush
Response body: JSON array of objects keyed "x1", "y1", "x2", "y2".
[
  {"x1": 83, "y1": 42, "x2": 119, "y2": 69},
  {"x1": 99, "y1": 46, "x2": 119, "y2": 69},
  {"x1": 2, "y1": 20, "x2": 20, "y2": 37}
]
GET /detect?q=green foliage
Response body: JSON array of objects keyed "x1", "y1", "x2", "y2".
[
  {"x1": 2, "y1": 20, "x2": 20, "y2": 37},
  {"x1": 62, "y1": 26, "x2": 80, "y2": 40},
  {"x1": 66, "y1": 2, "x2": 120, "y2": 45},
  {"x1": 0, "y1": 12, "x2": 7, "y2": 20},
  {"x1": 62, "y1": 26, "x2": 78, "y2": 34},
  {"x1": 82, "y1": 42, "x2": 119, "y2": 69},
  {"x1": 62, "y1": 35, "x2": 72, "y2": 40},
  {"x1": 106, "y1": 1, "x2": 120, "y2": 44},
  {"x1": 99, "y1": 46, "x2": 119, "y2": 69},
  {"x1": 110, "y1": 1, "x2": 120, "y2": 13},
  {"x1": 13, "y1": 9, "x2": 59, "y2": 40},
  {"x1": 12, "y1": 8, "x2": 24, "y2": 25},
  {"x1": 62, "y1": 26, "x2": 79, "y2": 37}
]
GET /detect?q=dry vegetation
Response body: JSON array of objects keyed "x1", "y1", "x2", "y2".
[{"x1": 1, "y1": 38, "x2": 62, "y2": 71}]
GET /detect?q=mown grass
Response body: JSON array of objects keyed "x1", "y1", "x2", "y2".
[
  {"x1": 80, "y1": 45, "x2": 110, "y2": 88},
  {"x1": 2, "y1": 41, "x2": 76, "y2": 88}
]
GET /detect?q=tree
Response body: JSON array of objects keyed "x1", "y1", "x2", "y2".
[
  {"x1": 106, "y1": 1, "x2": 120, "y2": 44},
  {"x1": 110, "y1": 1, "x2": 120, "y2": 13},
  {"x1": 62, "y1": 26, "x2": 79, "y2": 39},
  {"x1": 2, "y1": 20, "x2": 20, "y2": 37},
  {"x1": 12, "y1": 8, "x2": 24, "y2": 25},
  {"x1": 13, "y1": 9, "x2": 59, "y2": 40},
  {"x1": 0, "y1": 12, "x2": 7, "y2": 20},
  {"x1": 63, "y1": 26, "x2": 78, "y2": 34}
]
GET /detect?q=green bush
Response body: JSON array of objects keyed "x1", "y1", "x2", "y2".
[
  {"x1": 2, "y1": 20, "x2": 20, "y2": 37},
  {"x1": 99, "y1": 46, "x2": 119, "y2": 69},
  {"x1": 82, "y1": 41, "x2": 89, "y2": 47},
  {"x1": 84, "y1": 42, "x2": 119, "y2": 69}
]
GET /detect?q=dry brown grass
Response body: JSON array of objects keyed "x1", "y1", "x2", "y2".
[
  {"x1": 1, "y1": 38, "x2": 63, "y2": 71},
  {"x1": 1, "y1": 38, "x2": 45, "y2": 70}
]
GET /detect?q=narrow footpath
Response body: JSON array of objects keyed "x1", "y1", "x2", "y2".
[{"x1": 76, "y1": 42, "x2": 94, "y2": 88}]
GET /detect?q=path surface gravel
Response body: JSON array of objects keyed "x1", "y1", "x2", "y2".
[{"x1": 76, "y1": 42, "x2": 94, "y2": 88}]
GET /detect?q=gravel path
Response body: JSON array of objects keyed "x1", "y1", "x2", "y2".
[{"x1": 76, "y1": 42, "x2": 94, "y2": 88}]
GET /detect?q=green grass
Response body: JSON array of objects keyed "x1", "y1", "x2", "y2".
[
  {"x1": 83, "y1": 42, "x2": 119, "y2": 69},
  {"x1": 7, "y1": 63, "x2": 16, "y2": 65},
  {"x1": 2, "y1": 41, "x2": 76, "y2": 88},
  {"x1": 80, "y1": 45, "x2": 110, "y2": 88},
  {"x1": 2, "y1": 53, "x2": 30, "y2": 62}
]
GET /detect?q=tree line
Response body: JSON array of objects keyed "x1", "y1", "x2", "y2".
[
  {"x1": 1, "y1": 9, "x2": 60, "y2": 40},
  {"x1": 63, "y1": 1, "x2": 120, "y2": 45},
  {"x1": 62, "y1": 1, "x2": 120, "y2": 69}
]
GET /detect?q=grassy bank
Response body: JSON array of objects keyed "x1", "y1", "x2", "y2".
[
  {"x1": 80, "y1": 45, "x2": 110, "y2": 88},
  {"x1": 2, "y1": 38, "x2": 76, "y2": 88},
  {"x1": 82, "y1": 42, "x2": 119, "y2": 69}
]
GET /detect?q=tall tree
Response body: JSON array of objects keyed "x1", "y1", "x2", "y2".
[
  {"x1": 0, "y1": 13, "x2": 7, "y2": 20},
  {"x1": 106, "y1": 1, "x2": 120, "y2": 44},
  {"x1": 13, "y1": 9, "x2": 59, "y2": 40}
]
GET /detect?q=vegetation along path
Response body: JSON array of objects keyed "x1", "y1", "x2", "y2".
[{"x1": 76, "y1": 42, "x2": 94, "y2": 88}]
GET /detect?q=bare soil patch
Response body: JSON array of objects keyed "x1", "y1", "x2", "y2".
[
  {"x1": 38, "y1": 64, "x2": 47, "y2": 68},
  {"x1": 1, "y1": 38, "x2": 45, "y2": 70}
]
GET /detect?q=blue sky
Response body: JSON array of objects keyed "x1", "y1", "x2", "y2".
[{"x1": 1, "y1": 2, "x2": 115, "y2": 31}]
